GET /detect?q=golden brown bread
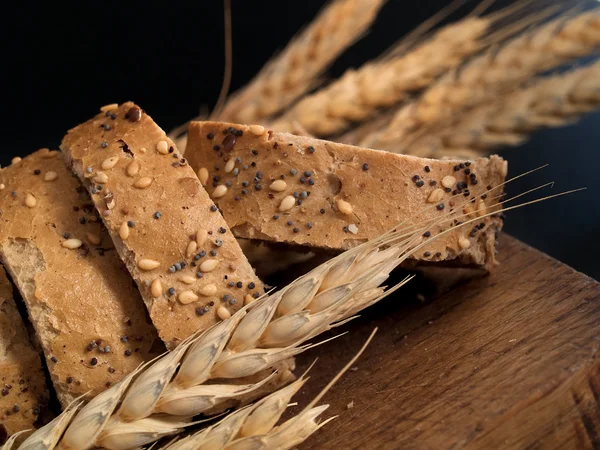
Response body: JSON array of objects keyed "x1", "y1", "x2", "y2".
[
  {"x1": 0, "y1": 150, "x2": 161, "y2": 407},
  {"x1": 60, "y1": 103, "x2": 263, "y2": 349},
  {"x1": 0, "y1": 265, "x2": 48, "y2": 442},
  {"x1": 185, "y1": 122, "x2": 507, "y2": 268}
]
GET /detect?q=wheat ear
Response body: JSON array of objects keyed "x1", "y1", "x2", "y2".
[
  {"x1": 361, "y1": 10, "x2": 600, "y2": 151},
  {"x1": 10, "y1": 171, "x2": 581, "y2": 450},
  {"x1": 160, "y1": 329, "x2": 376, "y2": 450},
  {"x1": 407, "y1": 61, "x2": 600, "y2": 158},
  {"x1": 215, "y1": 0, "x2": 386, "y2": 125}
]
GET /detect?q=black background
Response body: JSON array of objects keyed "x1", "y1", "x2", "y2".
[{"x1": 2, "y1": 0, "x2": 598, "y2": 279}]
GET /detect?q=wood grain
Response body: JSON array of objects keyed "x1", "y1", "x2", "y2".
[{"x1": 295, "y1": 234, "x2": 600, "y2": 449}]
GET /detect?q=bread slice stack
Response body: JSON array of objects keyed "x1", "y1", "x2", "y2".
[
  {"x1": 61, "y1": 103, "x2": 264, "y2": 349},
  {"x1": 0, "y1": 150, "x2": 161, "y2": 406},
  {"x1": 0, "y1": 265, "x2": 47, "y2": 440},
  {"x1": 185, "y1": 122, "x2": 507, "y2": 269}
]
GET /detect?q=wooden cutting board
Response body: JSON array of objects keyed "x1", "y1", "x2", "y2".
[{"x1": 296, "y1": 234, "x2": 600, "y2": 449}]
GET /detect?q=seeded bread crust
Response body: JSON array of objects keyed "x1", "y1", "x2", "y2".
[
  {"x1": 61, "y1": 103, "x2": 263, "y2": 349},
  {"x1": 0, "y1": 265, "x2": 47, "y2": 440},
  {"x1": 0, "y1": 150, "x2": 161, "y2": 407},
  {"x1": 185, "y1": 122, "x2": 507, "y2": 268}
]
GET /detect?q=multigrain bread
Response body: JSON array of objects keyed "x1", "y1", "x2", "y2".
[
  {"x1": 0, "y1": 150, "x2": 162, "y2": 407},
  {"x1": 61, "y1": 103, "x2": 263, "y2": 349},
  {"x1": 185, "y1": 122, "x2": 507, "y2": 268},
  {"x1": 0, "y1": 265, "x2": 47, "y2": 442}
]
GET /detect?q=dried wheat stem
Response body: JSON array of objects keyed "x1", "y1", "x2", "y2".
[
  {"x1": 406, "y1": 61, "x2": 600, "y2": 158},
  {"x1": 271, "y1": 16, "x2": 491, "y2": 136},
  {"x1": 18, "y1": 174, "x2": 576, "y2": 450},
  {"x1": 362, "y1": 10, "x2": 600, "y2": 151},
  {"x1": 215, "y1": 0, "x2": 386, "y2": 125}
]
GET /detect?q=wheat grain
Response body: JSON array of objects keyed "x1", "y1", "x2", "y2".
[
  {"x1": 361, "y1": 10, "x2": 600, "y2": 151},
  {"x1": 160, "y1": 330, "x2": 376, "y2": 450},
  {"x1": 13, "y1": 172, "x2": 581, "y2": 450},
  {"x1": 406, "y1": 61, "x2": 600, "y2": 158},
  {"x1": 215, "y1": 0, "x2": 386, "y2": 125}
]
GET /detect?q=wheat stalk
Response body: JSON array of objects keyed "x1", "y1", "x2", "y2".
[
  {"x1": 270, "y1": 16, "x2": 490, "y2": 136},
  {"x1": 405, "y1": 61, "x2": 600, "y2": 158},
  {"x1": 361, "y1": 9, "x2": 600, "y2": 151},
  {"x1": 214, "y1": 0, "x2": 386, "y2": 125},
  {"x1": 8, "y1": 172, "x2": 582, "y2": 450},
  {"x1": 159, "y1": 329, "x2": 376, "y2": 450}
]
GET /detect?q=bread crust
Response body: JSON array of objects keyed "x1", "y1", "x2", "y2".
[
  {"x1": 185, "y1": 122, "x2": 507, "y2": 268},
  {"x1": 61, "y1": 103, "x2": 263, "y2": 349},
  {"x1": 0, "y1": 265, "x2": 48, "y2": 441},
  {"x1": 0, "y1": 150, "x2": 161, "y2": 407}
]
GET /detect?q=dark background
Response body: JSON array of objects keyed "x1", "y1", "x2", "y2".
[{"x1": 2, "y1": 0, "x2": 598, "y2": 279}]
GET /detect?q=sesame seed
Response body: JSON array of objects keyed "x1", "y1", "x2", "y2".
[
  {"x1": 218, "y1": 227, "x2": 226, "y2": 234},
  {"x1": 424, "y1": 166, "x2": 431, "y2": 172},
  {"x1": 320, "y1": 208, "x2": 325, "y2": 214},
  {"x1": 279, "y1": 195, "x2": 296, "y2": 212},
  {"x1": 270, "y1": 179, "x2": 287, "y2": 191},
  {"x1": 154, "y1": 211, "x2": 161, "y2": 219},
  {"x1": 424, "y1": 252, "x2": 431, "y2": 257},
  {"x1": 458, "y1": 236, "x2": 471, "y2": 249},
  {"x1": 249, "y1": 124, "x2": 265, "y2": 135},
  {"x1": 138, "y1": 259, "x2": 161, "y2": 271},
  {"x1": 126, "y1": 160, "x2": 140, "y2": 177},
  {"x1": 196, "y1": 272, "x2": 204, "y2": 278},
  {"x1": 255, "y1": 184, "x2": 262, "y2": 191},
  {"x1": 200, "y1": 259, "x2": 219, "y2": 272},
  {"x1": 186, "y1": 241, "x2": 198, "y2": 258},
  {"x1": 151, "y1": 279, "x2": 162, "y2": 298},
  {"x1": 157, "y1": 141, "x2": 169, "y2": 154},
  {"x1": 103, "y1": 124, "x2": 111, "y2": 131},
  {"x1": 427, "y1": 188, "x2": 444, "y2": 203},
  {"x1": 90, "y1": 358, "x2": 98, "y2": 366},
  {"x1": 50, "y1": 356, "x2": 58, "y2": 363},
  {"x1": 273, "y1": 215, "x2": 279, "y2": 220},
  {"x1": 179, "y1": 290, "x2": 199, "y2": 304},
  {"x1": 423, "y1": 231, "x2": 431, "y2": 238},
  {"x1": 336, "y1": 199, "x2": 353, "y2": 215},
  {"x1": 217, "y1": 306, "x2": 231, "y2": 320},
  {"x1": 210, "y1": 205, "x2": 218, "y2": 212},
  {"x1": 415, "y1": 180, "x2": 424, "y2": 187},
  {"x1": 307, "y1": 222, "x2": 313, "y2": 228},
  {"x1": 124, "y1": 349, "x2": 132, "y2": 356},
  {"x1": 436, "y1": 203, "x2": 445, "y2": 211},
  {"x1": 199, "y1": 284, "x2": 217, "y2": 297},
  {"x1": 290, "y1": 168, "x2": 297, "y2": 175},
  {"x1": 119, "y1": 222, "x2": 130, "y2": 240},
  {"x1": 86, "y1": 233, "x2": 101, "y2": 245},
  {"x1": 197, "y1": 167, "x2": 209, "y2": 186},
  {"x1": 442, "y1": 175, "x2": 456, "y2": 189},
  {"x1": 224, "y1": 159, "x2": 235, "y2": 173},
  {"x1": 94, "y1": 172, "x2": 109, "y2": 184},
  {"x1": 293, "y1": 227, "x2": 300, "y2": 233},
  {"x1": 134, "y1": 177, "x2": 153, "y2": 189},
  {"x1": 168, "y1": 287, "x2": 176, "y2": 296},
  {"x1": 102, "y1": 156, "x2": 119, "y2": 170},
  {"x1": 24, "y1": 193, "x2": 37, "y2": 208},
  {"x1": 62, "y1": 238, "x2": 83, "y2": 249},
  {"x1": 251, "y1": 149, "x2": 258, "y2": 156}
]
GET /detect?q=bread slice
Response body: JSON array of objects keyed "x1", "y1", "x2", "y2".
[
  {"x1": 185, "y1": 122, "x2": 507, "y2": 268},
  {"x1": 0, "y1": 149, "x2": 162, "y2": 407},
  {"x1": 61, "y1": 103, "x2": 263, "y2": 349},
  {"x1": 0, "y1": 265, "x2": 47, "y2": 441}
]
